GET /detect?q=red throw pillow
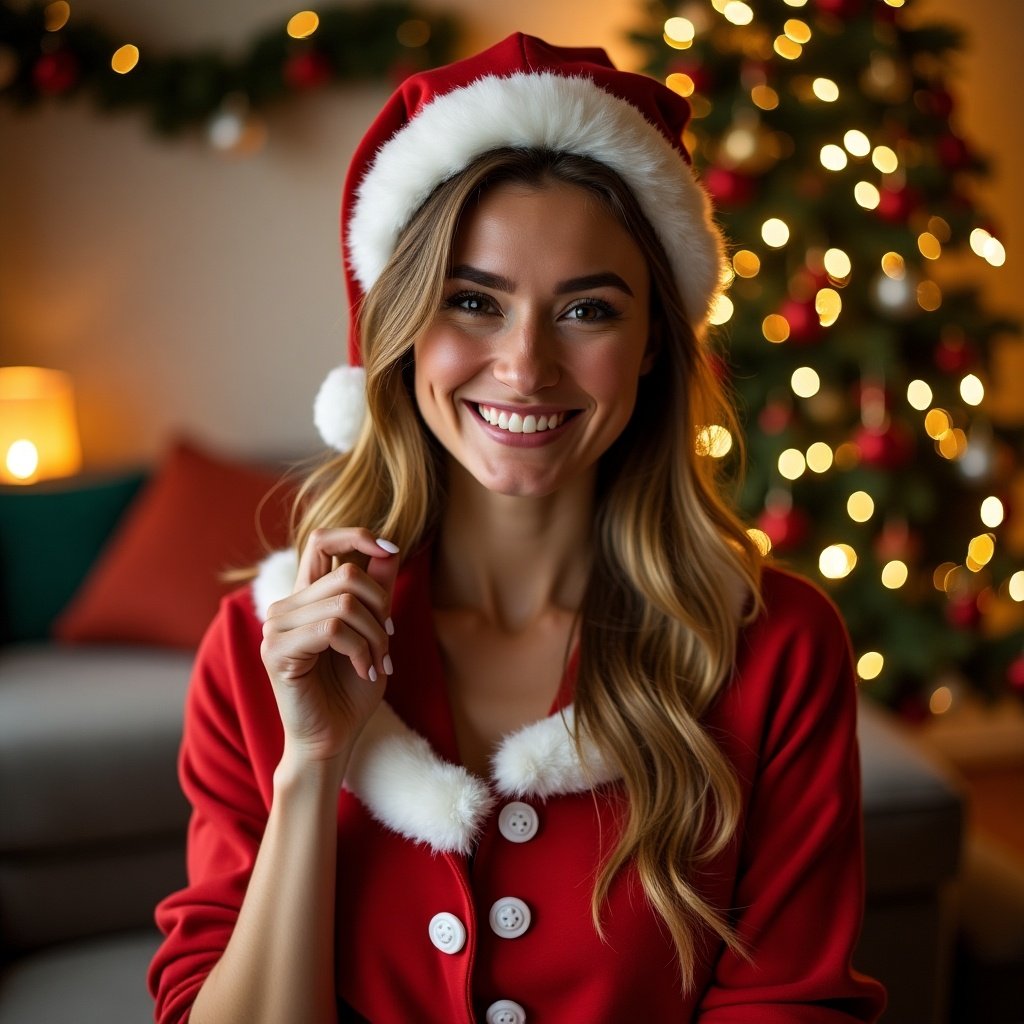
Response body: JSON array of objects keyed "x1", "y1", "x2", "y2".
[{"x1": 54, "y1": 438, "x2": 295, "y2": 649}]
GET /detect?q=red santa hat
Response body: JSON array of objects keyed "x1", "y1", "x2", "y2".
[{"x1": 315, "y1": 32, "x2": 726, "y2": 453}]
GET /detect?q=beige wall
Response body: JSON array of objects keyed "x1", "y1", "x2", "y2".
[{"x1": 1, "y1": 0, "x2": 1020, "y2": 469}]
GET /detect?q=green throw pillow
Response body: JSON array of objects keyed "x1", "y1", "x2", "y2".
[{"x1": 0, "y1": 471, "x2": 146, "y2": 643}]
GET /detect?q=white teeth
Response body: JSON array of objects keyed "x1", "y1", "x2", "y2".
[{"x1": 476, "y1": 405, "x2": 566, "y2": 432}]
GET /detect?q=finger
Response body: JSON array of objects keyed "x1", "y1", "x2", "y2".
[
  {"x1": 274, "y1": 561, "x2": 390, "y2": 623},
  {"x1": 266, "y1": 616, "x2": 377, "y2": 682},
  {"x1": 294, "y1": 528, "x2": 399, "y2": 591},
  {"x1": 365, "y1": 548, "x2": 401, "y2": 639}
]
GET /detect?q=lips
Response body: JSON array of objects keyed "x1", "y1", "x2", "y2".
[{"x1": 475, "y1": 403, "x2": 577, "y2": 434}]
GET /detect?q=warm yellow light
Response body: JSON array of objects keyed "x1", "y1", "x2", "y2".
[
  {"x1": 918, "y1": 232, "x2": 942, "y2": 260},
  {"x1": 847, "y1": 491, "x2": 875, "y2": 522},
  {"x1": 820, "y1": 543, "x2": 857, "y2": 579},
  {"x1": 666, "y1": 73, "x2": 696, "y2": 97},
  {"x1": 917, "y1": 280, "x2": 942, "y2": 311},
  {"x1": 872, "y1": 145, "x2": 899, "y2": 173},
  {"x1": 1009, "y1": 571, "x2": 1024, "y2": 602},
  {"x1": 812, "y1": 78, "x2": 839, "y2": 102},
  {"x1": 937, "y1": 427, "x2": 968, "y2": 461},
  {"x1": 783, "y1": 0, "x2": 808, "y2": 5},
  {"x1": 855, "y1": 181, "x2": 880, "y2": 209},
  {"x1": 928, "y1": 216, "x2": 951, "y2": 242},
  {"x1": 834, "y1": 442, "x2": 860, "y2": 470},
  {"x1": 791, "y1": 366, "x2": 821, "y2": 398},
  {"x1": 696, "y1": 425, "x2": 734, "y2": 458},
  {"x1": 843, "y1": 130, "x2": 871, "y2": 157},
  {"x1": 934, "y1": 562, "x2": 957, "y2": 591},
  {"x1": 724, "y1": 127, "x2": 758, "y2": 163},
  {"x1": 778, "y1": 448, "x2": 807, "y2": 480},
  {"x1": 857, "y1": 651, "x2": 884, "y2": 680},
  {"x1": 882, "y1": 560, "x2": 909, "y2": 589},
  {"x1": 747, "y1": 528, "x2": 773, "y2": 555},
  {"x1": 806, "y1": 442, "x2": 834, "y2": 473},
  {"x1": 0, "y1": 366, "x2": 82, "y2": 485},
  {"x1": 881, "y1": 251, "x2": 906, "y2": 279},
  {"x1": 983, "y1": 236, "x2": 1006, "y2": 267},
  {"x1": 906, "y1": 379, "x2": 933, "y2": 411},
  {"x1": 111, "y1": 44, "x2": 139, "y2": 74},
  {"x1": 824, "y1": 248, "x2": 852, "y2": 279},
  {"x1": 968, "y1": 533, "x2": 995, "y2": 567},
  {"x1": 929, "y1": 686, "x2": 953, "y2": 715},
  {"x1": 709, "y1": 294, "x2": 734, "y2": 325},
  {"x1": 44, "y1": 0, "x2": 71, "y2": 32},
  {"x1": 924, "y1": 408, "x2": 952, "y2": 439},
  {"x1": 784, "y1": 19, "x2": 812, "y2": 43},
  {"x1": 762, "y1": 314, "x2": 790, "y2": 343},
  {"x1": 970, "y1": 228, "x2": 992, "y2": 257},
  {"x1": 751, "y1": 84, "x2": 780, "y2": 110},
  {"x1": 960, "y1": 374, "x2": 985, "y2": 406},
  {"x1": 286, "y1": 10, "x2": 320, "y2": 39},
  {"x1": 723, "y1": 1, "x2": 755, "y2": 26},
  {"x1": 762, "y1": 218, "x2": 790, "y2": 248},
  {"x1": 816, "y1": 287, "x2": 842, "y2": 326},
  {"x1": 664, "y1": 16, "x2": 696, "y2": 44},
  {"x1": 980, "y1": 497, "x2": 1004, "y2": 528},
  {"x1": 733, "y1": 250, "x2": 761, "y2": 277},
  {"x1": 820, "y1": 144, "x2": 848, "y2": 171}
]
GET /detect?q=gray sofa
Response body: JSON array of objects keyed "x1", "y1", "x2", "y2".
[{"x1": 0, "y1": 642, "x2": 965, "y2": 1023}]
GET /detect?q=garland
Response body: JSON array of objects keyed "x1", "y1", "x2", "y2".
[{"x1": 0, "y1": 1, "x2": 460, "y2": 148}]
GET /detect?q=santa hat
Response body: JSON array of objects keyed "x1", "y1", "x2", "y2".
[{"x1": 315, "y1": 32, "x2": 726, "y2": 453}]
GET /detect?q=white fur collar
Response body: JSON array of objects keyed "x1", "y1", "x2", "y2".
[{"x1": 252, "y1": 550, "x2": 621, "y2": 855}]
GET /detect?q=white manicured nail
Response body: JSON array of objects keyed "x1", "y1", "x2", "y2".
[
  {"x1": 376, "y1": 538, "x2": 400, "y2": 554},
  {"x1": 383, "y1": 654, "x2": 394, "y2": 676},
  {"x1": 368, "y1": 665, "x2": 378, "y2": 683},
  {"x1": 385, "y1": 616, "x2": 395, "y2": 636}
]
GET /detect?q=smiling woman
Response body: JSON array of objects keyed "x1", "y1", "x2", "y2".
[{"x1": 149, "y1": 33, "x2": 886, "y2": 1024}]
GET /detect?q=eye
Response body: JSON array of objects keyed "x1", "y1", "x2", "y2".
[
  {"x1": 444, "y1": 290, "x2": 498, "y2": 315},
  {"x1": 561, "y1": 298, "x2": 620, "y2": 322}
]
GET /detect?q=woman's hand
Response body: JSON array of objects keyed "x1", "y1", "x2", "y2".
[{"x1": 260, "y1": 528, "x2": 401, "y2": 769}]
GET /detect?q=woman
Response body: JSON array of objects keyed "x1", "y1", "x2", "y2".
[{"x1": 150, "y1": 34, "x2": 886, "y2": 1024}]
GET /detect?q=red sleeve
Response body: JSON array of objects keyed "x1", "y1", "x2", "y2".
[
  {"x1": 697, "y1": 575, "x2": 886, "y2": 1022},
  {"x1": 147, "y1": 590, "x2": 280, "y2": 1024}
]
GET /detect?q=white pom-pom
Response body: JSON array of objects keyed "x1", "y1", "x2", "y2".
[
  {"x1": 313, "y1": 364, "x2": 367, "y2": 452},
  {"x1": 252, "y1": 549, "x2": 299, "y2": 621}
]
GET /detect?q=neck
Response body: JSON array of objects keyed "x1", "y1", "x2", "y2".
[{"x1": 434, "y1": 462, "x2": 595, "y2": 631}]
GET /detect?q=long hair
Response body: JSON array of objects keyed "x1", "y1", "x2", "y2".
[{"x1": 295, "y1": 148, "x2": 763, "y2": 989}]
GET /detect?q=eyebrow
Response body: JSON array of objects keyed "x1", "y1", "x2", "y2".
[{"x1": 449, "y1": 264, "x2": 634, "y2": 298}]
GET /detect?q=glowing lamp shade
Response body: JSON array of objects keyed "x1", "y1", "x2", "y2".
[{"x1": 0, "y1": 366, "x2": 82, "y2": 484}]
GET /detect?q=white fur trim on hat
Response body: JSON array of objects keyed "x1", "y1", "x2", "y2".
[
  {"x1": 348, "y1": 72, "x2": 724, "y2": 328},
  {"x1": 313, "y1": 364, "x2": 367, "y2": 453}
]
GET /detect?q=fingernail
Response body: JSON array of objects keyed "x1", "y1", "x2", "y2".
[
  {"x1": 383, "y1": 654, "x2": 394, "y2": 676},
  {"x1": 375, "y1": 538, "x2": 400, "y2": 554},
  {"x1": 385, "y1": 616, "x2": 395, "y2": 636},
  {"x1": 368, "y1": 666, "x2": 378, "y2": 683}
]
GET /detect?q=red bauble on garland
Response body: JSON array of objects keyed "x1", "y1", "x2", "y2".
[
  {"x1": 283, "y1": 50, "x2": 334, "y2": 91},
  {"x1": 875, "y1": 185, "x2": 918, "y2": 223},
  {"x1": 756, "y1": 504, "x2": 810, "y2": 553},
  {"x1": 32, "y1": 50, "x2": 78, "y2": 95},
  {"x1": 934, "y1": 333, "x2": 977, "y2": 375},
  {"x1": 946, "y1": 593, "x2": 981, "y2": 630},
  {"x1": 853, "y1": 420, "x2": 915, "y2": 470},
  {"x1": 758, "y1": 401, "x2": 791, "y2": 436},
  {"x1": 1007, "y1": 654, "x2": 1024, "y2": 695},
  {"x1": 703, "y1": 165, "x2": 756, "y2": 206},
  {"x1": 937, "y1": 133, "x2": 971, "y2": 170},
  {"x1": 777, "y1": 296, "x2": 822, "y2": 345}
]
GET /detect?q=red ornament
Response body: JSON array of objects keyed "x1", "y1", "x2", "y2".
[
  {"x1": 934, "y1": 334, "x2": 977, "y2": 375},
  {"x1": 875, "y1": 185, "x2": 917, "y2": 223},
  {"x1": 756, "y1": 504, "x2": 810, "y2": 553},
  {"x1": 32, "y1": 50, "x2": 78, "y2": 95},
  {"x1": 283, "y1": 50, "x2": 333, "y2": 91},
  {"x1": 853, "y1": 421, "x2": 915, "y2": 470},
  {"x1": 1007, "y1": 654, "x2": 1024, "y2": 694},
  {"x1": 874, "y1": 521, "x2": 921, "y2": 563},
  {"x1": 937, "y1": 133, "x2": 970, "y2": 170},
  {"x1": 815, "y1": 0, "x2": 864, "y2": 15},
  {"x1": 945, "y1": 593, "x2": 981, "y2": 630},
  {"x1": 758, "y1": 402, "x2": 791, "y2": 436},
  {"x1": 703, "y1": 165, "x2": 756, "y2": 206},
  {"x1": 777, "y1": 297, "x2": 822, "y2": 345}
]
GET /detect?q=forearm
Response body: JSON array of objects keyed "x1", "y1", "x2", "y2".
[{"x1": 190, "y1": 751, "x2": 348, "y2": 1024}]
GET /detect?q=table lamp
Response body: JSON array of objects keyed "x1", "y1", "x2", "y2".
[{"x1": 0, "y1": 366, "x2": 83, "y2": 485}]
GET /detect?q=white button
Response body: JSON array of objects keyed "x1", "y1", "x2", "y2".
[
  {"x1": 428, "y1": 912, "x2": 466, "y2": 954},
  {"x1": 498, "y1": 801, "x2": 539, "y2": 843},
  {"x1": 489, "y1": 896, "x2": 531, "y2": 939},
  {"x1": 486, "y1": 998, "x2": 527, "y2": 1024}
]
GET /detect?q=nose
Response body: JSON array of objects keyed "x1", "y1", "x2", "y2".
[{"x1": 491, "y1": 316, "x2": 560, "y2": 397}]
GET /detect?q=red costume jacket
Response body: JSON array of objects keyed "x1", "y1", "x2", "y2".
[{"x1": 149, "y1": 546, "x2": 885, "y2": 1023}]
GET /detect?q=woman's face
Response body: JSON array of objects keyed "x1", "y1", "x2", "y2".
[{"x1": 413, "y1": 179, "x2": 653, "y2": 498}]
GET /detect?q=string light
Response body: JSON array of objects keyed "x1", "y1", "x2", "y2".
[
  {"x1": 960, "y1": 374, "x2": 985, "y2": 406},
  {"x1": 784, "y1": 19, "x2": 812, "y2": 43},
  {"x1": 762, "y1": 218, "x2": 790, "y2": 247},
  {"x1": 843, "y1": 130, "x2": 871, "y2": 157},
  {"x1": 806, "y1": 442, "x2": 833, "y2": 473},
  {"x1": 967, "y1": 533, "x2": 995, "y2": 568},
  {"x1": 933, "y1": 562, "x2": 957, "y2": 591},
  {"x1": 816, "y1": 287, "x2": 842, "y2": 326},
  {"x1": 855, "y1": 182, "x2": 880, "y2": 209},
  {"x1": 812, "y1": 78, "x2": 839, "y2": 101},
  {"x1": 44, "y1": 0, "x2": 70, "y2": 31},
  {"x1": 709, "y1": 294, "x2": 735, "y2": 325},
  {"x1": 751, "y1": 84, "x2": 780, "y2": 110},
  {"x1": 882, "y1": 560, "x2": 909, "y2": 589},
  {"x1": 918, "y1": 232, "x2": 942, "y2": 260},
  {"x1": 820, "y1": 144, "x2": 848, "y2": 170},
  {"x1": 881, "y1": 252, "x2": 905, "y2": 279},
  {"x1": 783, "y1": 0, "x2": 809, "y2": 5},
  {"x1": 696, "y1": 425, "x2": 734, "y2": 458},
  {"x1": 937, "y1": 428, "x2": 968, "y2": 460},
  {"x1": 847, "y1": 491, "x2": 875, "y2": 522},
  {"x1": 824, "y1": 248, "x2": 852, "y2": 279},
  {"x1": 1009, "y1": 571, "x2": 1024, "y2": 602},
  {"x1": 929, "y1": 686, "x2": 953, "y2": 714},
  {"x1": 857, "y1": 652, "x2": 884, "y2": 680},
  {"x1": 906, "y1": 379, "x2": 933, "y2": 410},
  {"x1": 666, "y1": 73, "x2": 696, "y2": 97},
  {"x1": 980, "y1": 497, "x2": 1004, "y2": 528},
  {"x1": 970, "y1": 228, "x2": 1007, "y2": 267},
  {"x1": 733, "y1": 250, "x2": 761, "y2": 277},
  {"x1": 872, "y1": 145, "x2": 899, "y2": 172},
  {"x1": 111, "y1": 44, "x2": 139, "y2": 74},
  {"x1": 762, "y1": 314, "x2": 790, "y2": 343},
  {"x1": 286, "y1": 11, "x2": 319, "y2": 39},
  {"x1": 820, "y1": 544, "x2": 857, "y2": 579},
  {"x1": 774, "y1": 36, "x2": 803, "y2": 60},
  {"x1": 791, "y1": 366, "x2": 821, "y2": 398},
  {"x1": 917, "y1": 280, "x2": 942, "y2": 311},
  {"x1": 779, "y1": 448, "x2": 807, "y2": 480},
  {"x1": 663, "y1": 17, "x2": 696, "y2": 48},
  {"x1": 723, "y1": 2, "x2": 755, "y2": 26},
  {"x1": 834, "y1": 443, "x2": 860, "y2": 470},
  {"x1": 928, "y1": 216, "x2": 952, "y2": 242},
  {"x1": 748, "y1": 528, "x2": 773, "y2": 555}
]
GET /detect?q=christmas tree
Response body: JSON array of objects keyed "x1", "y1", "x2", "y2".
[{"x1": 633, "y1": 0, "x2": 1023, "y2": 716}]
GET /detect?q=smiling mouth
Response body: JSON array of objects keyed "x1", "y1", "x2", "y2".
[{"x1": 475, "y1": 403, "x2": 580, "y2": 434}]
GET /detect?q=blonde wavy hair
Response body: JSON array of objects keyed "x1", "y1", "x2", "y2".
[{"x1": 294, "y1": 148, "x2": 763, "y2": 990}]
